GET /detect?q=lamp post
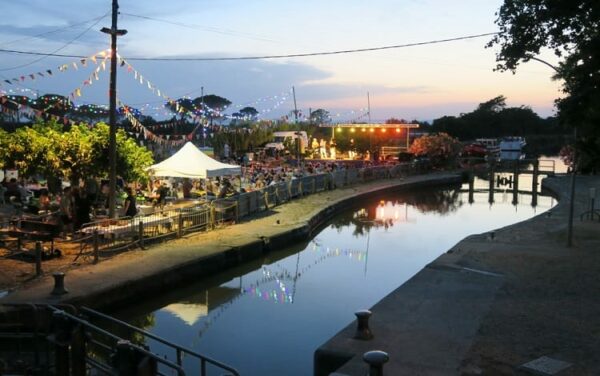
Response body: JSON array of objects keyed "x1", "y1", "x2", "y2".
[
  {"x1": 529, "y1": 56, "x2": 577, "y2": 247},
  {"x1": 101, "y1": 0, "x2": 127, "y2": 218}
]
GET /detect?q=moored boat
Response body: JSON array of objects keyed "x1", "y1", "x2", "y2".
[{"x1": 499, "y1": 136, "x2": 526, "y2": 151}]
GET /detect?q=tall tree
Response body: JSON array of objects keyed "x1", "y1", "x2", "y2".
[
  {"x1": 488, "y1": 0, "x2": 600, "y2": 172},
  {"x1": 193, "y1": 94, "x2": 231, "y2": 124},
  {"x1": 165, "y1": 98, "x2": 195, "y2": 120},
  {"x1": 239, "y1": 106, "x2": 259, "y2": 120},
  {"x1": 309, "y1": 108, "x2": 330, "y2": 124}
]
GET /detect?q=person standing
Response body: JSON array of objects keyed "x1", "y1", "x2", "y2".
[
  {"x1": 319, "y1": 139, "x2": 327, "y2": 159},
  {"x1": 72, "y1": 187, "x2": 91, "y2": 230},
  {"x1": 59, "y1": 187, "x2": 74, "y2": 238}
]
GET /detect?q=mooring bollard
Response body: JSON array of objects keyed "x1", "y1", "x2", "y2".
[
  {"x1": 35, "y1": 241, "x2": 42, "y2": 276},
  {"x1": 51, "y1": 272, "x2": 68, "y2": 296},
  {"x1": 354, "y1": 310, "x2": 373, "y2": 340},
  {"x1": 363, "y1": 350, "x2": 389, "y2": 376}
]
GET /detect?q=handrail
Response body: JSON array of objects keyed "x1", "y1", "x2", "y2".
[
  {"x1": 47, "y1": 306, "x2": 187, "y2": 376},
  {"x1": 81, "y1": 306, "x2": 241, "y2": 375}
]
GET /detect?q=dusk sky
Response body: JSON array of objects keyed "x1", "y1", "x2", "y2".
[{"x1": 0, "y1": 0, "x2": 562, "y2": 122}]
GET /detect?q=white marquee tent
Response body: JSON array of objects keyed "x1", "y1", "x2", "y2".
[{"x1": 147, "y1": 142, "x2": 241, "y2": 178}]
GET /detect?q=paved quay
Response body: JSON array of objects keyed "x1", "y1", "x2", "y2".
[
  {"x1": 315, "y1": 174, "x2": 600, "y2": 376},
  {"x1": 0, "y1": 172, "x2": 461, "y2": 310}
]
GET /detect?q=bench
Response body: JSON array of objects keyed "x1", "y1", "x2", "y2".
[{"x1": 8, "y1": 220, "x2": 60, "y2": 254}]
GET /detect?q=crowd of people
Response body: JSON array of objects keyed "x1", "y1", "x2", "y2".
[{"x1": 1, "y1": 142, "x2": 397, "y2": 239}]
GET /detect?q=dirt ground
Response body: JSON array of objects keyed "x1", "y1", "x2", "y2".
[{"x1": 0, "y1": 235, "x2": 98, "y2": 293}]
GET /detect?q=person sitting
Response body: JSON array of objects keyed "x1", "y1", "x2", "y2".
[
  {"x1": 122, "y1": 187, "x2": 138, "y2": 217},
  {"x1": 38, "y1": 189, "x2": 51, "y2": 212},
  {"x1": 4, "y1": 178, "x2": 21, "y2": 203},
  {"x1": 217, "y1": 179, "x2": 236, "y2": 199},
  {"x1": 150, "y1": 180, "x2": 163, "y2": 206},
  {"x1": 182, "y1": 179, "x2": 193, "y2": 199}
]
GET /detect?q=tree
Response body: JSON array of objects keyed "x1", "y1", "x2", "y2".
[
  {"x1": 309, "y1": 109, "x2": 330, "y2": 124},
  {"x1": 409, "y1": 133, "x2": 461, "y2": 167},
  {"x1": 239, "y1": 106, "x2": 259, "y2": 120},
  {"x1": 430, "y1": 96, "x2": 551, "y2": 140},
  {"x1": 0, "y1": 95, "x2": 34, "y2": 123},
  {"x1": 193, "y1": 95, "x2": 231, "y2": 125},
  {"x1": 488, "y1": 0, "x2": 600, "y2": 172},
  {"x1": 165, "y1": 98, "x2": 195, "y2": 120},
  {"x1": 0, "y1": 120, "x2": 154, "y2": 188},
  {"x1": 34, "y1": 94, "x2": 72, "y2": 117},
  {"x1": 69, "y1": 104, "x2": 109, "y2": 123},
  {"x1": 385, "y1": 118, "x2": 408, "y2": 124}
]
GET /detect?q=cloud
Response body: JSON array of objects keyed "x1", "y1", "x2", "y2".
[{"x1": 296, "y1": 82, "x2": 430, "y2": 102}]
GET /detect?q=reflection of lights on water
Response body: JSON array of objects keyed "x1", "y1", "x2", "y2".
[
  {"x1": 375, "y1": 201, "x2": 408, "y2": 222},
  {"x1": 242, "y1": 286, "x2": 293, "y2": 304}
]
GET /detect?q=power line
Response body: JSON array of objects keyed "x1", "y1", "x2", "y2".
[
  {"x1": 0, "y1": 14, "x2": 111, "y2": 48},
  {"x1": 120, "y1": 12, "x2": 277, "y2": 43},
  {"x1": 0, "y1": 32, "x2": 498, "y2": 63},
  {"x1": 0, "y1": 13, "x2": 109, "y2": 72}
]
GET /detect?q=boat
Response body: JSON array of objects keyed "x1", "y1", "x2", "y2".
[
  {"x1": 499, "y1": 137, "x2": 526, "y2": 160},
  {"x1": 463, "y1": 138, "x2": 500, "y2": 158},
  {"x1": 499, "y1": 137, "x2": 526, "y2": 152}
]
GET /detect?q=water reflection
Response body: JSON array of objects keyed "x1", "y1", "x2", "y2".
[{"x1": 114, "y1": 180, "x2": 557, "y2": 376}]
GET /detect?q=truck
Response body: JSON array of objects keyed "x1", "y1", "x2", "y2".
[{"x1": 265, "y1": 131, "x2": 309, "y2": 153}]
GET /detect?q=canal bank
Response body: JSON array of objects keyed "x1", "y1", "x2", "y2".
[
  {"x1": 315, "y1": 174, "x2": 600, "y2": 376},
  {"x1": 0, "y1": 172, "x2": 462, "y2": 310}
]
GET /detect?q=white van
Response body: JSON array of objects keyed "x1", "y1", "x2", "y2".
[{"x1": 265, "y1": 131, "x2": 309, "y2": 152}]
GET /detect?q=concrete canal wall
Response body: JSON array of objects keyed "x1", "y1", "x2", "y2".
[{"x1": 314, "y1": 175, "x2": 600, "y2": 375}]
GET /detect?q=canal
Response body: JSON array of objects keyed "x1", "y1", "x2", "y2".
[{"x1": 114, "y1": 176, "x2": 557, "y2": 375}]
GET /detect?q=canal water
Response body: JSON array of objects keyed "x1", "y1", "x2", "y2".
[{"x1": 115, "y1": 176, "x2": 557, "y2": 375}]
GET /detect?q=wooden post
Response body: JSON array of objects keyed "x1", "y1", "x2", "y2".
[
  {"x1": 93, "y1": 230, "x2": 99, "y2": 264},
  {"x1": 532, "y1": 159, "x2": 539, "y2": 193},
  {"x1": 468, "y1": 173, "x2": 475, "y2": 204},
  {"x1": 488, "y1": 163, "x2": 495, "y2": 204},
  {"x1": 71, "y1": 325, "x2": 87, "y2": 376},
  {"x1": 177, "y1": 212, "x2": 183, "y2": 238},
  {"x1": 138, "y1": 221, "x2": 145, "y2": 249},
  {"x1": 210, "y1": 204, "x2": 216, "y2": 229},
  {"x1": 512, "y1": 160, "x2": 519, "y2": 205},
  {"x1": 35, "y1": 241, "x2": 42, "y2": 276}
]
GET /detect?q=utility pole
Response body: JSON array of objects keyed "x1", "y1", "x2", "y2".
[
  {"x1": 529, "y1": 56, "x2": 577, "y2": 247},
  {"x1": 292, "y1": 86, "x2": 298, "y2": 123},
  {"x1": 367, "y1": 91, "x2": 371, "y2": 123},
  {"x1": 201, "y1": 86, "x2": 205, "y2": 147},
  {"x1": 101, "y1": 0, "x2": 127, "y2": 218}
]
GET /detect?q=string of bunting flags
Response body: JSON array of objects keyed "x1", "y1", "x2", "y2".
[
  {"x1": 119, "y1": 100, "x2": 202, "y2": 146},
  {"x1": 116, "y1": 55, "x2": 212, "y2": 123},
  {"x1": 117, "y1": 55, "x2": 291, "y2": 121},
  {"x1": 1, "y1": 92, "x2": 79, "y2": 126},
  {"x1": 0, "y1": 49, "x2": 111, "y2": 88},
  {"x1": 69, "y1": 54, "x2": 110, "y2": 100}
]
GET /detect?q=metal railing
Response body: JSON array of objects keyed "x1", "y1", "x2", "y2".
[
  {"x1": 81, "y1": 307, "x2": 240, "y2": 376},
  {"x1": 2, "y1": 163, "x2": 427, "y2": 264},
  {"x1": 0, "y1": 303, "x2": 240, "y2": 375}
]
